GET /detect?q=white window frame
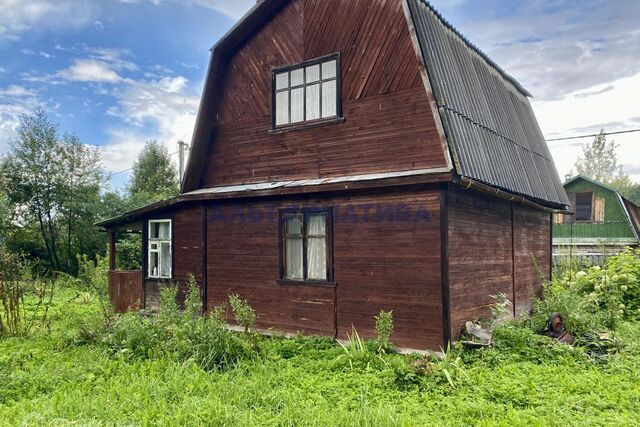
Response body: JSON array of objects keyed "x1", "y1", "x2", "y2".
[{"x1": 148, "y1": 219, "x2": 172, "y2": 279}]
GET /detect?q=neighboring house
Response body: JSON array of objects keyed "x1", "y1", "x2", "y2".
[
  {"x1": 553, "y1": 175, "x2": 640, "y2": 257},
  {"x1": 98, "y1": 0, "x2": 569, "y2": 350}
]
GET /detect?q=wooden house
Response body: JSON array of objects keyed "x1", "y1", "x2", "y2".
[
  {"x1": 553, "y1": 175, "x2": 640, "y2": 258},
  {"x1": 98, "y1": 0, "x2": 569, "y2": 350}
]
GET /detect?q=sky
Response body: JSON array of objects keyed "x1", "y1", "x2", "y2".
[{"x1": 1, "y1": 0, "x2": 639, "y2": 190}]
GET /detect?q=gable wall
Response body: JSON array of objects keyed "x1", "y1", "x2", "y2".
[{"x1": 198, "y1": 0, "x2": 447, "y2": 188}]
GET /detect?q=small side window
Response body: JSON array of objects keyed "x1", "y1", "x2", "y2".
[{"x1": 148, "y1": 219, "x2": 172, "y2": 278}]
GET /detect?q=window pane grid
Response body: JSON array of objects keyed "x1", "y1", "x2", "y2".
[
  {"x1": 281, "y1": 211, "x2": 330, "y2": 282},
  {"x1": 273, "y1": 55, "x2": 339, "y2": 127},
  {"x1": 148, "y1": 219, "x2": 171, "y2": 279}
]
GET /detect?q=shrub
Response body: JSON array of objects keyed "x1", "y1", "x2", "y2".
[
  {"x1": 104, "y1": 312, "x2": 162, "y2": 359},
  {"x1": 173, "y1": 313, "x2": 255, "y2": 371},
  {"x1": 336, "y1": 327, "x2": 384, "y2": 371},
  {"x1": 183, "y1": 274, "x2": 202, "y2": 321},
  {"x1": 607, "y1": 248, "x2": 640, "y2": 319},
  {"x1": 103, "y1": 283, "x2": 261, "y2": 370},
  {"x1": 375, "y1": 310, "x2": 394, "y2": 353},
  {"x1": 533, "y1": 278, "x2": 611, "y2": 339},
  {"x1": 228, "y1": 294, "x2": 256, "y2": 333},
  {"x1": 0, "y1": 250, "x2": 54, "y2": 338}
]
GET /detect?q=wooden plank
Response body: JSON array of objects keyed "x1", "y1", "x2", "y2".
[
  {"x1": 447, "y1": 186, "x2": 513, "y2": 339},
  {"x1": 108, "y1": 271, "x2": 143, "y2": 313}
]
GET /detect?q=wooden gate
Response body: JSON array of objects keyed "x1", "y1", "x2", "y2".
[{"x1": 108, "y1": 271, "x2": 143, "y2": 313}]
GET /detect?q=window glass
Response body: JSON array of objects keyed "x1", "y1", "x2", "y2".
[
  {"x1": 305, "y1": 84, "x2": 320, "y2": 121},
  {"x1": 306, "y1": 64, "x2": 320, "y2": 83},
  {"x1": 286, "y1": 237, "x2": 304, "y2": 280},
  {"x1": 322, "y1": 80, "x2": 337, "y2": 118},
  {"x1": 290, "y1": 68, "x2": 304, "y2": 87},
  {"x1": 275, "y1": 72, "x2": 288, "y2": 90},
  {"x1": 286, "y1": 215, "x2": 302, "y2": 235},
  {"x1": 575, "y1": 192, "x2": 593, "y2": 221},
  {"x1": 306, "y1": 214, "x2": 326, "y2": 280},
  {"x1": 322, "y1": 60, "x2": 336, "y2": 79},
  {"x1": 149, "y1": 252, "x2": 159, "y2": 277},
  {"x1": 275, "y1": 91, "x2": 289, "y2": 126},
  {"x1": 290, "y1": 87, "x2": 304, "y2": 123}
]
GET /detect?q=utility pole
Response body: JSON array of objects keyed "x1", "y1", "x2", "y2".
[{"x1": 177, "y1": 140, "x2": 189, "y2": 185}]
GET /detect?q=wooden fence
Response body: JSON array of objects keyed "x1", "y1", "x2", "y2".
[{"x1": 108, "y1": 270, "x2": 143, "y2": 313}]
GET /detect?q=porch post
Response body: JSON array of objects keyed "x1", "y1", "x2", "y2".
[{"x1": 109, "y1": 231, "x2": 116, "y2": 271}]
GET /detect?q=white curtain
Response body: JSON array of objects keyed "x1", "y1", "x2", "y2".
[
  {"x1": 286, "y1": 238, "x2": 303, "y2": 279},
  {"x1": 286, "y1": 215, "x2": 303, "y2": 279},
  {"x1": 158, "y1": 222, "x2": 170, "y2": 239},
  {"x1": 306, "y1": 214, "x2": 326, "y2": 280},
  {"x1": 160, "y1": 242, "x2": 171, "y2": 277},
  {"x1": 290, "y1": 87, "x2": 304, "y2": 123},
  {"x1": 322, "y1": 80, "x2": 336, "y2": 118}
]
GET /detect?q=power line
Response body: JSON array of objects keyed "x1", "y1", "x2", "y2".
[
  {"x1": 107, "y1": 149, "x2": 181, "y2": 179},
  {"x1": 546, "y1": 128, "x2": 640, "y2": 142}
]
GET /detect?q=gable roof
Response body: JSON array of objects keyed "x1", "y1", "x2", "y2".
[
  {"x1": 181, "y1": 0, "x2": 568, "y2": 209},
  {"x1": 563, "y1": 175, "x2": 640, "y2": 241},
  {"x1": 563, "y1": 175, "x2": 640, "y2": 210}
]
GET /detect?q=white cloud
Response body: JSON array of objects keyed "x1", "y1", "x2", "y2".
[
  {"x1": 0, "y1": 85, "x2": 37, "y2": 97},
  {"x1": 0, "y1": 0, "x2": 96, "y2": 41},
  {"x1": 188, "y1": 0, "x2": 255, "y2": 19},
  {"x1": 533, "y1": 72, "x2": 640, "y2": 182},
  {"x1": 0, "y1": 84, "x2": 42, "y2": 153},
  {"x1": 120, "y1": 0, "x2": 254, "y2": 19},
  {"x1": 100, "y1": 75, "x2": 200, "y2": 174},
  {"x1": 84, "y1": 47, "x2": 138, "y2": 72},
  {"x1": 57, "y1": 59, "x2": 122, "y2": 83},
  {"x1": 434, "y1": 0, "x2": 640, "y2": 101}
]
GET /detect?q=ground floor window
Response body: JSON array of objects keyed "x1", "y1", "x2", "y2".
[
  {"x1": 280, "y1": 208, "x2": 332, "y2": 283},
  {"x1": 148, "y1": 219, "x2": 171, "y2": 278}
]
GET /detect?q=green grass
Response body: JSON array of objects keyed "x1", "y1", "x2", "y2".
[{"x1": 2, "y1": 287, "x2": 640, "y2": 426}]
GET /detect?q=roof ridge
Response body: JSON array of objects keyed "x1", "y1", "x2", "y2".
[{"x1": 419, "y1": 0, "x2": 532, "y2": 98}]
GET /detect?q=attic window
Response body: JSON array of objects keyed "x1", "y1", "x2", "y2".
[
  {"x1": 272, "y1": 53, "x2": 341, "y2": 128},
  {"x1": 575, "y1": 192, "x2": 593, "y2": 221}
]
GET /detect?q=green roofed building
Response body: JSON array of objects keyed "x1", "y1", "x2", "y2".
[{"x1": 553, "y1": 175, "x2": 640, "y2": 257}]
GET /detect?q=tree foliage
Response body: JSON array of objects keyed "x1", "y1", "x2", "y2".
[
  {"x1": 574, "y1": 130, "x2": 621, "y2": 184},
  {"x1": 0, "y1": 109, "x2": 104, "y2": 273},
  {"x1": 128, "y1": 141, "x2": 179, "y2": 205},
  {"x1": 572, "y1": 129, "x2": 640, "y2": 205}
]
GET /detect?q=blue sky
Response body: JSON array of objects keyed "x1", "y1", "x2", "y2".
[{"x1": 2, "y1": 0, "x2": 639, "y2": 188}]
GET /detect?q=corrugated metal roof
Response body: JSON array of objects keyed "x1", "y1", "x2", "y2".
[{"x1": 407, "y1": 0, "x2": 570, "y2": 208}]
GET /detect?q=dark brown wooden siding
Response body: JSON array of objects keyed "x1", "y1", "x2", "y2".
[
  {"x1": 447, "y1": 186, "x2": 552, "y2": 338},
  {"x1": 447, "y1": 186, "x2": 513, "y2": 339},
  {"x1": 204, "y1": 188, "x2": 443, "y2": 350},
  {"x1": 173, "y1": 205, "x2": 205, "y2": 285},
  {"x1": 513, "y1": 205, "x2": 550, "y2": 314},
  {"x1": 198, "y1": 0, "x2": 447, "y2": 188}
]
